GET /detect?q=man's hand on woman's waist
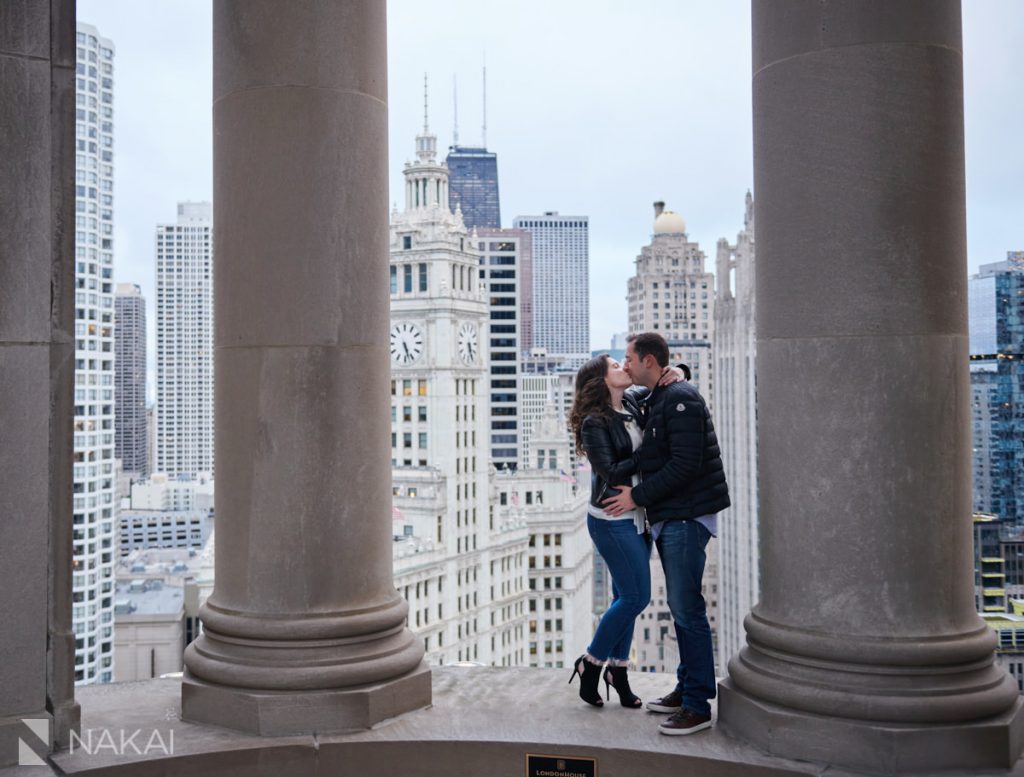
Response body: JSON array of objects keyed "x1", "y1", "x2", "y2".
[{"x1": 602, "y1": 485, "x2": 637, "y2": 516}]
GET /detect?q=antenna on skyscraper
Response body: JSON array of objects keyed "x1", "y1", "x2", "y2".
[
  {"x1": 423, "y1": 72, "x2": 429, "y2": 133},
  {"x1": 453, "y1": 74, "x2": 459, "y2": 146},
  {"x1": 481, "y1": 59, "x2": 488, "y2": 149}
]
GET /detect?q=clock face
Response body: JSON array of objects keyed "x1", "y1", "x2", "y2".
[
  {"x1": 458, "y1": 322, "x2": 478, "y2": 365},
  {"x1": 390, "y1": 321, "x2": 424, "y2": 366}
]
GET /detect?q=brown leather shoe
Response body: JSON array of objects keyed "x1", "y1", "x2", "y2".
[
  {"x1": 645, "y1": 689, "x2": 682, "y2": 713},
  {"x1": 658, "y1": 709, "x2": 712, "y2": 735}
]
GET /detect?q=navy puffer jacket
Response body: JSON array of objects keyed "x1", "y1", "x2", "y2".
[{"x1": 631, "y1": 381, "x2": 730, "y2": 524}]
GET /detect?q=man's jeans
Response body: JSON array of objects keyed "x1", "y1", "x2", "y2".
[
  {"x1": 586, "y1": 515, "x2": 652, "y2": 661},
  {"x1": 656, "y1": 519, "x2": 715, "y2": 717}
]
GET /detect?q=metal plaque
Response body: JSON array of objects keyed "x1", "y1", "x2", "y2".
[{"x1": 525, "y1": 753, "x2": 597, "y2": 777}]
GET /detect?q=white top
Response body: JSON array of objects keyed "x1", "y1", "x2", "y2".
[{"x1": 589, "y1": 410, "x2": 647, "y2": 534}]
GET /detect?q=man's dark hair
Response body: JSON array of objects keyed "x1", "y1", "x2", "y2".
[{"x1": 627, "y1": 332, "x2": 669, "y2": 368}]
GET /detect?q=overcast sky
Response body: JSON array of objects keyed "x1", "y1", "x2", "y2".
[{"x1": 78, "y1": 1, "x2": 1024, "y2": 360}]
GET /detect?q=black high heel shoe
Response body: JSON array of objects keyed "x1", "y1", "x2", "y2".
[
  {"x1": 603, "y1": 665, "x2": 642, "y2": 708},
  {"x1": 568, "y1": 655, "x2": 604, "y2": 707}
]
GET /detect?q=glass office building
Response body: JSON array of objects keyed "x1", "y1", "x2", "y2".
[
  {"x1": 446, "y1": 146, "x2": 501, "y2": 230},
  {"x1": 512, "y1": 213, "x2": 590, "y2": 369},
  {"x1": 970, "y1": 253, "x2": 1024, "y2": 525}
]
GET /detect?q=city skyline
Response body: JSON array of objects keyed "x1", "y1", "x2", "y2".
[{"x1": 76, "y1": 0, "x2": 1024, "y2": 373}]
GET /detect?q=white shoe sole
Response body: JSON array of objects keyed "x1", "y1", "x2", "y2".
[
  {"x1": 645, "y1": 702, "x2": 681, "y2": 714},
  {"x1": 659, "y1": 719, "x2": 712, "y2": 735}
]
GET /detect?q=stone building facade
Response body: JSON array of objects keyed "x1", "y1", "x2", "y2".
[
  {"x1": 626, "y1": 202, "x2": 714, "y2": 396},
  {"x1": 389, "y1": 121, "x2": 529, "y2": 667},
  {"x1": 712, "y1": 192, "x2": 758, "y2": 672}
]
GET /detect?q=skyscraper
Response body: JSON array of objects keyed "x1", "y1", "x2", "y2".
[
  {"x1": 115, "y1": 283, "x2": 148, "y2": 479},
  {"x1": 713, "y1": 192, "x2": 758, "y2": 671},
  {"x1": 623, "y1": 200, "x2": 723, "y2": 673},
  {"x1": 476, "y1": 227, "x2": 532, "y2": 470},
  {"x1": 156, "y1": 202, "x2": 214, "y2": 478},
  {"x1": 446, "y1": 146, "x2": 501, "y2": 230},
  {"x1": 512, "y1": 213, "x2": 590, "y2": 368},
  {"x1": 970, "y1": 252, "x2": 1024, "y2": 524},
  {"x1": 73, "y1": 21, "x2": 117, "y2": 685},
  {"x1": 390, "y1": 121, "x2": 528, "y2": 666},
  {"x1": 626, "y1": 202, "x2": 714, "y2": 394}
]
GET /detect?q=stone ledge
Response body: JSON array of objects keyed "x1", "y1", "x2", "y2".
[{"x1": 14, "y1": 668, "x2": 1019, "y2": 777}]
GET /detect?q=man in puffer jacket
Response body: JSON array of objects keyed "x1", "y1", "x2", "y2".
[{"x1": 602, "y1": 332, "x2": 730, "y2": 736}]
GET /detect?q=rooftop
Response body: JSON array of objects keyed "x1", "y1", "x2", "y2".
[
  {"x1": 116, "y1": 533, "x2": 215, "y2": 583},
  {"x1": 112, "y1": 580, "x2": 184, "y2": 618},
  {"x1": 45, "y1": 669, "x2": 831, "y2": 777}
]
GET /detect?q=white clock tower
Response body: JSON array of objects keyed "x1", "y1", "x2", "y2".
[{"x1": 389, "y1": 107, "x2": 527, "y2": 667}]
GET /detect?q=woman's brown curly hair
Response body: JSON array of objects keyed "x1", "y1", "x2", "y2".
[{"x1": 569, "y1": 354, "x2": 613, "y2": 455}]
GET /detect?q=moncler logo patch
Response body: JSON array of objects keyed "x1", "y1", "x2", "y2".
[{"x1": 676, "y1": 403, "x2": 686, "y2": 412}]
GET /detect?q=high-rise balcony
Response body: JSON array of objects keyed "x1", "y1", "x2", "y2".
[{"x1": 2, "y1": 1, "x2": 1023, "y2": 775}]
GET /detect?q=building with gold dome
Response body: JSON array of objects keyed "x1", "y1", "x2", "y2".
[
  {"x1": 625, "y1": 201, "x2": 722, "y2": 672},
  {"x1": 626, "y1": 201, "x2": 715, "y2": 395}
]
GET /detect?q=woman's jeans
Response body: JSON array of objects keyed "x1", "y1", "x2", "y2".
[
  {"x1": 586, "y1": 514, "x2": 652, "y2": 662},
  {"x1": 655, "y1": 519, "x2": 715, "y2": 717}
]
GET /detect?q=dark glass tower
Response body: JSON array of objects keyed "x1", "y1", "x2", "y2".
[
  {"x1": 446, "y1": 145, "x2": 500, "y2": 230},
  {"x1": 970, "y1": 253, "x2": 1024, "y2": 525},
  {"x1": 114, "y1": 284, "x2": 149, "y2": 478}
]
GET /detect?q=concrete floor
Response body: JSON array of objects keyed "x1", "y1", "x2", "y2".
[{"x1": 2, "y1": 668, "x2": 1019, "y2": 777}]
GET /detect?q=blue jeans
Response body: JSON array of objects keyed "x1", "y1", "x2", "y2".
[
  {"x1": 656, "y1": 520, "x2": 715, "y2": 717},
  {"x1": 586, "y1": 515, "x2": 652, "y2": 661}
]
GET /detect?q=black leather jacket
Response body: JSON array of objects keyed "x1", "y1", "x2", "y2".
[{"x1": 580, "y1": 391, "x2": 644, "y2": 511}]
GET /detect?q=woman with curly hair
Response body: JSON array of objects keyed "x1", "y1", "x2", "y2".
[{"x1": 567, "y1": 354, "x2": 681, "y2": 708}]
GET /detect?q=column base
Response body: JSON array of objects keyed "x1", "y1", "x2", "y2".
[
  {"x1": 181, "y1": 662, "x2": 431, "y2": 736},
  {"x1": 718, "y1": 677, "x2": 1024, "y2": 775},
  {"x1": 50, "y1": 700, "x2": 80, "y2": 751}
]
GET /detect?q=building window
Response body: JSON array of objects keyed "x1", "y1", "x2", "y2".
[
  {"x1": 403, "y1": 235, "x2": 412, "y2": 250},
  {"x1": 390, "y1": 265, "x2": 397, "y2": 294},
  {"x1": 419, "y1": 263, "x2": 428, "y2": 292},
  {"x1": 403, "y1": 265, "x2": 413, "y2": 293}
]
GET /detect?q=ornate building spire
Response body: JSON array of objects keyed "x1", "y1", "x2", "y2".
[
  {"x1": 401, "y1": 75, "x2": 453, "y2": 215},
  {"x1": 415, "y1": 73, "x2": 437, "y2": 164}
]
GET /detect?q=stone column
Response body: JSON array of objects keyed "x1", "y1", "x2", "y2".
[
  {"x1": 0, "y1": 0, "x2": 80, "y2": 766},
  {"x1": 0, "y1": 0, "x2": 81, "y2": 764},
  {"x1": 717, "y1": 2, "x2": 1023, "y2": 773},
  {"x1": 181, "y1": 0, "x2": 430, "y2": 736}
]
